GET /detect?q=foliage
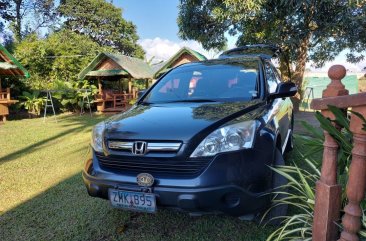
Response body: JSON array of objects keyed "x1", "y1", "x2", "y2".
[
  {"x1": 265, "y1": 157, "x2": 319, "y2": 241},
  {"x1": 14, "y1": 30, "x2": 112, "y2": 89},
  {"x1": 58, "y1": 0, "x2": 145, "y2": 59},
  {"x1": 178, "y1": 0, "x2": 366, "y2": 107},
  {"x1": 314, "y1": 106, "x2": 353, "y2": 175},
  {"x1": 0, "y1": 0, "x2": 57, "y2": 42},
  {"x1": 19, "y1": 90, "x2": 45, "y2": 115},
  {"x1": 52, "y1": 79, "x2": 98, "y2": 112},
  {"x1": 133, "y1": 79, "x2": 149, "y2": 91},
  {"x1": 298, "y1": 106, "x2": 364, "y2": 176},
  {"x1": 266, "y1": 106, "x2": 366, "y2": 240}
]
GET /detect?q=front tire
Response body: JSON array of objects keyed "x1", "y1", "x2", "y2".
[
  {"x1": 285, "y1": 114, "x2": 294, "y2": 152},
  {"x1": 261, "y1": 148, "x2": 289, "y2": 226}
]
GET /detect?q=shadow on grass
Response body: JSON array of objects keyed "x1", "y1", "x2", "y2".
[
  {"x1": 0, "y1": 126, "x2": 86, "y2": 164},
  {"x1": 0, "y1": 115, "x2": 106, "y2": 165},
  {"x1": 0, "y1": 173, "x2": 274, "y2": 241}
]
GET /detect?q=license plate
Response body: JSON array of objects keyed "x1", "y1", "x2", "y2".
[{"x1": 109, "y1": 189, "x2": 156, "y2": 213}]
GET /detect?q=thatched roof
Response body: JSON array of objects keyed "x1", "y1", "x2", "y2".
[
  {"x1": 0, "y1": 44, "x2": 30, "y2": 78},
  {"x1": 153, "y1": 47, "x2": 207, "y2": 78},
  {"x1": 78, "y1": 52, "x2": 154, "y2": 80}
]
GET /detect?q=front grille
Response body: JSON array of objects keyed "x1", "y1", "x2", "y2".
[
  {"x1": 95, "y1": 152, "x2": 211, "y2": 176},
  {"x1": 108, "y1": 140, "x2": 182, "y2": 154}
]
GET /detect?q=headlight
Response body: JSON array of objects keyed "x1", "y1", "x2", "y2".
[
  {"x1": 91, "y1": 121, "x2": 105, "y2": 152},
  {"x1": 190, "y1": 120, "x2": 258, "y2": 157}
]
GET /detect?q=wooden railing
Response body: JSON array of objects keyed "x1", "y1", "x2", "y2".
[
  {"x1": 0, "y1": 88, "x2": 11, "y2": 100},
  {"x1": 311, "y1": 65, "x2": 366, "y2": 241}
]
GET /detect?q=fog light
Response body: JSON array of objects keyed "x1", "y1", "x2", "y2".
[{"x1": 224, "y1": 193, "x2": 240, "y2": 208}]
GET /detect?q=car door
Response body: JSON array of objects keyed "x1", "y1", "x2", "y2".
[{"x1": 264, "y1": 60, "x2": 290, "y2": 149}]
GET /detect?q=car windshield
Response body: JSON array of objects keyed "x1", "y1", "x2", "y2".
[{"x1": 142, "y1": 60, "x2": 260, "y2": 104}]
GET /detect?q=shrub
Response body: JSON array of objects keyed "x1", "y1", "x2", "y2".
[
  {"x1": 19, "y1": 90, "x2": 45, "y2": 116},
  {"x1": 52, "y1": 80, "x2": 98, "y2": 113}
]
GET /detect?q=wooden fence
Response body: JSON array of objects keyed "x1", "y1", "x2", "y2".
[{"x1": 311, "y1": 65, "x2": 366, "y2": 241}]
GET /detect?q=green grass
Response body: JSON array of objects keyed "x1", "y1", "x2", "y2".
[{"x1": 0, "y1": 114, "x2": 275, "y2": 241}]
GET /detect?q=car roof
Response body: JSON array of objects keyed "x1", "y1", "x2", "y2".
[
  {"x1": 219, "y1": 44, "x2": 281, "y2": 60},
  {"x1": 178, "y1": 56, "x2": 263, "y2": 69}
]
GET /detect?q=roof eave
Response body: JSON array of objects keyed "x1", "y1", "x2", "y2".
[
  {"x1": 153, "y1": 47, "x2": 207, "y2": 78},
  {"x1": 0, "y1": 44, "x2": 30, "y2": 78}
]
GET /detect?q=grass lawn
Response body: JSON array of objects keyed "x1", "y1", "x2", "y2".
[{"x1": 0, "y1": 114, "x2": 276, "y2": 241}]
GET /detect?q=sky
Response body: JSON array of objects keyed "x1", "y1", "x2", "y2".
[
  {"x1": 117, "y1": 0, "x2": 365, "y2": 73},
  {"x1": 0, "y1": 0, "x2": 364, "y2": 73},
  {"x1": 116, "y1": 0, "x2": 237, "y2": 62}
]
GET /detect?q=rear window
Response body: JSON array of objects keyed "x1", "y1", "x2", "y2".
[{"x1": 143, "y1": 60, "x2": 259, "y2": 103}]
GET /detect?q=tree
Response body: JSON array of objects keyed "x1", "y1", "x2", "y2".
[
  {"x1": 0, "y1": 0, "x2": 57, "y2": 42},
  {"x1": 14, "y1": 30, "x2": 114, "y2": 89},
  {"x1": 58, "y1": 0, "x2": 145, "y2": 59},
  {"x1": 178, "y1": 0, "x2": 366, "y2": 109},
  {"x1": 0, "y1": 0, "x2": 9, "y2": 36}
]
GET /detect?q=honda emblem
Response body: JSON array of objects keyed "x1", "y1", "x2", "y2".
[{"x1": 132, "y1": 141, "x2": 147, "y2": 155}]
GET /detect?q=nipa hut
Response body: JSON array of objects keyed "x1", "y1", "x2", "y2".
[
  {"x1": 0, "y1": 44, "x2": 30, "y2": 121},
  {"x1": 152, "y1": 47, "x2": 207, "y2": 79},
  {"x1": 78, "y1": 53, "x2": 154, "y2": 112},
  {"x1": 79, "y1": 47, "x2": 207, "y2": 113}
]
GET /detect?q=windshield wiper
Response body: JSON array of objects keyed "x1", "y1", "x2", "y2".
[
  {"x1": 141, "y1": 101, "x2": 155, "y2": 105},
  {"x1": 165, "y1": 99, "x2": 218, "y2": 103}
]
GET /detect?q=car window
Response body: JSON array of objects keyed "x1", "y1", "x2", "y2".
[
  {"x1": 272, "y1": 66, "x2": 282, "y2": 83},
  {"x1": 143, "y1": 61, "x2": 260, "y2": 103},
  {"x1": 159, "y1": 78, "x2": 181, "y2": 93},
  {"x1": 264, "y1": 61, "x2": 279, "y2": 94}
]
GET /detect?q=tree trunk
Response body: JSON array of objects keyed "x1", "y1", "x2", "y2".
[
  {"x1": 14, "y1": 0, "x2": 22, "y2": 42},
  {"x1": 291, "y1": 36, "x2": 310, "y2": 112},
  {"x1": 279, "y1": 53, "x2": 292, "y2": 82}
]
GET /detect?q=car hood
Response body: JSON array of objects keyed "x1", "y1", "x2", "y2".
[{"x1": 105, "y1": 100, "x2": 264, "y2": 143}]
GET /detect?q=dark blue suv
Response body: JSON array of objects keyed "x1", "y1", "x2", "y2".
[{"x1": 83, "y1": 45, "x2": 297, "y2": 219}]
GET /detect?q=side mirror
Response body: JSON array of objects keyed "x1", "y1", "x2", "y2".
[{"x1": 269, "y1": 82, "x2": 298, "y2": 99}]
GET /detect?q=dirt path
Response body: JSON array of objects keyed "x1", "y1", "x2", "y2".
[{"x1": 294, "y1": 111, "x2": 321, "y2": 135}]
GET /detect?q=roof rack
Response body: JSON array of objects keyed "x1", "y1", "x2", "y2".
[{"x1": 219, "y1": 44, "x2": 281, "y2": 59}]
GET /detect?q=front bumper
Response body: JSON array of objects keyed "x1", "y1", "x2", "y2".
[
  {"x1": 82, "y1": 132, "x2": 275, "y2": 216},
  {"x1": 83, "y1": 159, "x2": 268, "y2": 216}
]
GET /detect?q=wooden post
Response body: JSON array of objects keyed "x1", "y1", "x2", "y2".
[
  {"x1": 128, "y1": 77, "x2": 132, "y2": 94},
  {"x1": 132, "y1": 87, "x2": 136, "y2": 99},
  {"x1": 311, "y1": 65, "x2": 348, "y2": 241},
  {"x1": 338, "y1": 106, "x2": 366, "y2": 241},
  {"x1": 98, "y1": 77, "x2": 102, "y2": 95},
  {"x1": 6, "y1": 88, "x2": 10, "y2": 100}
]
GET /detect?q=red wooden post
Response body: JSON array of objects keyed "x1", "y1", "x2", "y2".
[
  {"x1": 311, "y1": 65, "x2": 348, "y2": 241},
  {"x1": 338, "y1": 106, "x2": 366, "y2": 241},
  {"x1": 311, "y1": 64, "x2": 366, "y2": 241}
]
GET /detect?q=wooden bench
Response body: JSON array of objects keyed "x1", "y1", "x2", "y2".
[
  {"x1": 95, "y1": 90, "x2": 115, "y2": 112},
  {"x1": 112, "y1": 93, "x2": 133, "y2": 110}
]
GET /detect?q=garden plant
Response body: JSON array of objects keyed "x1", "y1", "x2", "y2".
[{"x1": 265, "y1": 106, "x2": 366, "y2": 240}]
